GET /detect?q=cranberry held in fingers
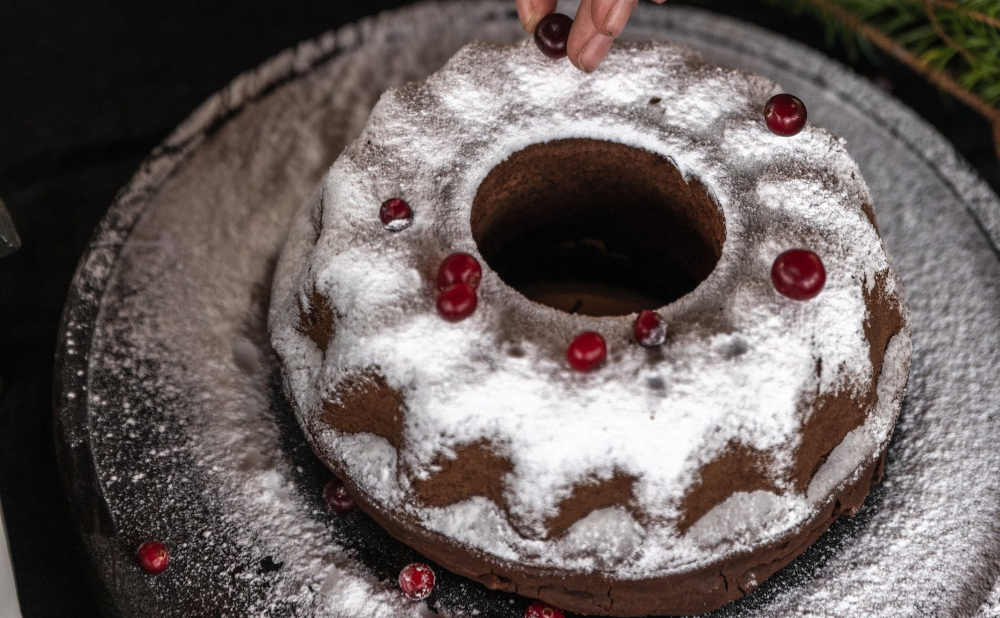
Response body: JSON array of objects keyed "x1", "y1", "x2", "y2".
[
  {"x1": 534, "y1": 13, "x2": 573, "y2": 59},
  {"x1": 437, "y1": 283, "x2": 478, "y2": 321},
  {"x1": 398, "y1": 563, "x2": 435, "y2": 600},
  {"x1": 136, "y1": 540, "x2": 170, "y2": 575},
  {"x1": 567, "y1": 332, "x2": 607, "y2": 372},
  {"x1": 634, "y1": 310, "x2": 666, "y2": 347},
  {"x1": 323, "y1": 477, "x2": 356, "y2": 514},
  {"x1": 772, "y1": 249, "x2": 826, "y2": 300},
  {"x1": 437, "y1": 253, "x2": 482, "y2": 290},
  {"x1": 526, "y1": 601, "x2": 565, "y2": 618},
  {"x1": 765, "y1": 94, "x2": 808, "y2": 136},
  {"x1": 379, "y1": 198, "x2": 413, "y2": 231}
]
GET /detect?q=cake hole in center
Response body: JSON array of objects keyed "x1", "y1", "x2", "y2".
[{"x1": 471, "y1": 139, "x2": 726, "y2": 317}]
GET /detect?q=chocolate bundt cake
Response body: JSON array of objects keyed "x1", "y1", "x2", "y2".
[{"x1": 269, "y1": 40, "x2": 911, "y2": 616}]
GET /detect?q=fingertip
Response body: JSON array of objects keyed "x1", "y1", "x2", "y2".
[
  {"x1": 568, "y1": 0, "x2": 611, "y2": 72},
  {"x1": 578, "y1": 34, "x2": 614, "y2": 73}
]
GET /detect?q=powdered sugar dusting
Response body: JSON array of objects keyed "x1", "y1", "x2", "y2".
[{"x1": 270, "y1": 40, "x2": 910, "y2": 577}]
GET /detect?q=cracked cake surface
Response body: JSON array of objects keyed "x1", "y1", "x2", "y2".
[{"x1": 269, "y1": 40, "x2": 911, "y2": 616}]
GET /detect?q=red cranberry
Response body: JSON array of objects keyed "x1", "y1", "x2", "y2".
[
  {"x1": 323, "y1": 477, "x2": 356, "y2": 514},
  {"x1": 534, "y1": 13, "x2": 573, "y2": 59},
  {"x1": 437, "y1": 253, "x2": 482, "y2": 290},
  {"x1": 634, "y1": 310, "x2": 666, "y2": 347},
  {"x1": 567, "y1": 332, "x2": 607, "y2": 372},
  {"x1": 765, "y1": 94, "x2": 808, "y2": 136},
  {"x1": 525, "y1": 601, "x2": 565, "y2": 618},
  {"x1": 379, "y1": 198, "x2": 413, "y2": 231},
  {"x1": 437, "y1": 284, "x2": 478, "y2": 321},
  {"x1": 398, "y1": 563, "x2": 435, "y2": 600},
  {"x1": 136, "y1": 540, "x2": 169, "y2": 575},
  {"x1": 772, "y1": 249, "x2": 826, "y2": 300}
]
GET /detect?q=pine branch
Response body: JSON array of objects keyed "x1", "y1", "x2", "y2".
[
  {"x1": 925, "y1": 0, "x2": 1000, "y2": 30},
  {"x1": 763, "y1": 0, "x2": 1000, "y2": 159}
]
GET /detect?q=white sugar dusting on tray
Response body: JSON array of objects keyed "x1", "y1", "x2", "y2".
[
  {"x1": 269, "y1": 39, "x2": 910, "y2": 577},
  {"x1": 69, "y1": 2, "x2": 1000, "y2": 617}
]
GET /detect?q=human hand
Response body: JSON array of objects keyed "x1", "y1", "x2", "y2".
[{"x1": 516, "y1": 0, "x2": 667, "y2": 72}]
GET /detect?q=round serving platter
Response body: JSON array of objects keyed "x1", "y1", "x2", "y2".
[{"x1": 53, "y1": 2, "x2": 1000, "y2": 616}]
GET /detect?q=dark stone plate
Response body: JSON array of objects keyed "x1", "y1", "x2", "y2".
[{"x1": 53, "y1": 2, "x2": 1000, "y2": 616}]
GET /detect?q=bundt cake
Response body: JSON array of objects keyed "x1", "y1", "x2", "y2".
[{"x1": 268, "y1": 40, "x2": 911, "y2": 616}]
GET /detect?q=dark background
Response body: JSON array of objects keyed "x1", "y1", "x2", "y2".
[{"x1": 1, "y1": 1, "x2": 997, "y2": 616}]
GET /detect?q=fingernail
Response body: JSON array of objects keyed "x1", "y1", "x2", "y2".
[
  {"x1": 580, "y1": 35, "x2": 614, "y2": 73},
  {"x1": 606, "y1": 0, "x2": 633, "y2": 37}
]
